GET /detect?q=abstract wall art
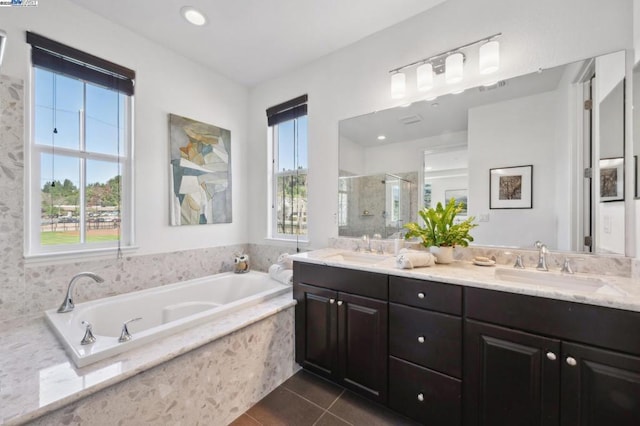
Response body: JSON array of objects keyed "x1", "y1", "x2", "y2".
[{"x1": 169, "y1": 114, "x2": 232, "y2": 225}]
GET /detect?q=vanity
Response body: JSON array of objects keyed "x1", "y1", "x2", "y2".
[{"x1": 292, "y1": 249, "x2": 640, "y2": 425}]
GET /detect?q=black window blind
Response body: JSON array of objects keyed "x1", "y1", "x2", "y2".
[
  {"x1": 26, "y1": 31, "x2": 135, "y2": 96},
  {"x1": 266, "y1": 94, "x2": 308, "y2": 126}
]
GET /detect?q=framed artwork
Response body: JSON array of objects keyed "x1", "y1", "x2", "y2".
[
  {"x1": 599, "y1": 157, "x2": 624, "y2": 202},
  {"x1": 169, "y1": 114, "x2": 232, "y2": 226},
  {"x1": 490, "y1": 165, "x2": 533, "y2": 209},
  {"x1": 444, "y1": 189, "x2": 468, "y2": 215}
]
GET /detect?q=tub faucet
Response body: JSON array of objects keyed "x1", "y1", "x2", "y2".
[
  {"x1": 534, "y1": 241, "x2": 549, "y2": 271},
  {"x1": 57, "y1": 272, "x2": 105, "y2": 313}
]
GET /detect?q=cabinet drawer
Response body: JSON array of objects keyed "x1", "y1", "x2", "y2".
[
  {"x1": 466, "y1": 287, "x2": 640, "y2": 356},
  {"x1": 389, "y1": 303, "x2": 462, "y2": 377},
  {"x1": 389, "y1": 276, "x2": 461, "y2": 315},
  {"x1": 294, "y1": 262, "x2": 388, "y2": 300},
  {"x1": 389, "y1": 356, "x2": 461, "y2": 426}
]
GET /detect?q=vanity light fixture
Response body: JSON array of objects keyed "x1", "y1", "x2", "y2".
[
  {"x1": 390, "y1": 71, "x2": 406, "y2": 99},
  {"x1": 388, "y1": 33, "x2": 502, "y2": 98},
  {"x1": 181, "y1": 6, "x2": 207, "y2": 26}
]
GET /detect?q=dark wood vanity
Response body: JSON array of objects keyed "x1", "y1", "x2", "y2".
[{"x1": 293, "y1": 261, "x2": 640, "y2": 426}]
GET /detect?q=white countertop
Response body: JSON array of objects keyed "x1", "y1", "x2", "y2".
[
  {"x1": 0, "y1": 292, "x2": 295, "y2": 425},
  {"x1": 291, "y1": 248, "x2": 640, "y2": 313}
]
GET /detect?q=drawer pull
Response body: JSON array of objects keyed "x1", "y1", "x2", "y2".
[
  {"x1": 417, "y1": 393, "x2": 425, "y2": 402},
  {"x1": 566, "y1": 356, "x2": 577, "y2": 367},
  {"x1": 546, "y1": 351, "x2": 557, "y2": 361},
  {"x1": 417, "y1": 292, "x2": 425, "y2": 299},
  {"x1": 417, "y1": 336, "x2": 425, "y2": 343},
  {"x1": 329, "y1": 299, "x2": 335, "y2": 304}
]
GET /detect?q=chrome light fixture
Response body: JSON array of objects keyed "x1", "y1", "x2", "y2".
[{"x1": 388, "y1": 33, "x2": 501, "y2": 98}]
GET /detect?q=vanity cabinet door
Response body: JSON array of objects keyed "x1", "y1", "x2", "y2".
[
  {"x1": 337, "y1": 292, "x2": 388, "y2": 404},
  {"x1": 294, "y1": 283, "x2": 338, "y2": 380},
  {"x1": 464, "y1": 320, "x2": 561, "y2": 426},
  {"x1": 561, "y1": 342, "x2": 640, "y2": 425}
]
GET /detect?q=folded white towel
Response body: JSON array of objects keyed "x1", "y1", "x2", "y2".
[
  {"x1": 269, "y1": 264, "x2": 293, "y2": 285},
  {"x1": 396, "y1": 251, "x2": 436, "y2": 269},
  {"x1": 277, "y1": 253, "x2": 293, "y2": 269}
]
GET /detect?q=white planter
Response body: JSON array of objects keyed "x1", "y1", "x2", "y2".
[{"x1": 430, "y1": 246, "x2": 454, "y2": 264}]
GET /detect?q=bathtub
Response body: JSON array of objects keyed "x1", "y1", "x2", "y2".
[{"x1": 45, "y1": 271, "x2": 291, "y2": 368}]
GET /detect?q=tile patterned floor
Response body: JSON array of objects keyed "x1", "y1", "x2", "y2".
[{"x1": 230, "y1": 369, "x2": 420, "y2": 426}]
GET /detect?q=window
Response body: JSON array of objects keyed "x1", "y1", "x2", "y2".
[
  {"x1": 267, "y1": 95, "x2": 308, "y2": 240},
  {"x1": 26, "y1": 32, "x2": 134, "y2": 257},
  {"x1": 338, "y1": 177, "x2": 348, "y2": 227}
]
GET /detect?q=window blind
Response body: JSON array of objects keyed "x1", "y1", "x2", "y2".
[
  {"x1": 26, "y1": 31, "x2": 135, "y2": 96},
  {"x1": 266, "y1": 94, "x2": 308, "y2": 126}
]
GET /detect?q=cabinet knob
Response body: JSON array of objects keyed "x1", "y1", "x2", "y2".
[
  {"x1": 417, "y1": 393, "x2": 424, "y2": 402},
  {"x1": 546, "y1": 352, "x2": 557, "y2": 361},
  {"x1": 337, "y1": 300, "x2": 343, "y2": 306},
  {"x1": 417, "y1": 292, "x2": 425, "y2": 299},
  {"x1": 566, "y1": 356, "x2": 577, "y2": 367},
  {"x1": 417, "y1": 336, "x2": 425, "y2": 343},
  {"x1": 329, "y1": 298, "x2": 335, "y2": 304}
]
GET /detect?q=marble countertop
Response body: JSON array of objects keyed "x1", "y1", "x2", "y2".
[
  {"x1": 291, "y1": 248, "x2": 640, "y2": 312},
  {"x1": 0, "y1": 292, "x2": 296, "y2": 425}
]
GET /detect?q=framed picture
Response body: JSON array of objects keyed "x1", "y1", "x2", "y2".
[
  {"x1": 490, "y1": 165, "x2": 533, "y2": 209},
  {"x1": 444, "y1": 189, "x2": 468, "y2": 215},
  {"x1": 599, "y1": 157, "x2": 624, "y2": 202},
  {"x1": 169, "y1": 114, "x2": 232, "y2": 226}
]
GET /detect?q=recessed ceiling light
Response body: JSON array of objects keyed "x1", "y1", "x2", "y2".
[
  {"x1": 181, "y1": 6, "x2": 207, "y2": 26},
  {"x1": 377, "y1": 135, "x2": 386, "y2": 140}
]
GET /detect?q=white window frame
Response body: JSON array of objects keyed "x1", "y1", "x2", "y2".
[{"x1": 25, "y1": 67, "x2": 135, "y2": 260}]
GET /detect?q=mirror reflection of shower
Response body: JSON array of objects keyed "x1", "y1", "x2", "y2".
[{"x1": 338, "y1": 172, "x2": 416, "y2": 238}]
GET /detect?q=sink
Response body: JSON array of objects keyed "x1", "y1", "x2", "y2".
[
  {"x1": 494, "y1": 268, "x2": 626, "y2": 296},
  {"x1": 324, "y1": 251, "x2": 393, "y2": 265}
]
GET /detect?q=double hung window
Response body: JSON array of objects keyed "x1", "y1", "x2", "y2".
[{"x1": 26, "y1": 32, "x2": 134, "y2": 257}]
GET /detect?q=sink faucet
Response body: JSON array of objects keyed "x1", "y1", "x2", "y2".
[
  {"x1": 534, "y1": 241, "x2": 548, "y2": 271},
  {"x1": 57, "y1": 272, "x2": 105, "y2": 313}
]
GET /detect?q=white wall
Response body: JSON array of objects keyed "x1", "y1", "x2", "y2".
[
  {"x1": 1, "y1": 0, "x2": 249, "y2": 256},
  {"x1": 467, "y1": 91, "x2": 562, "y2": 249},
  {"x1": 247, "y1": 0, "x2": 633, "y2": 249}
]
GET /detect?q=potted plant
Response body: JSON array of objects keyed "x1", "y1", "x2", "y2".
[{"x1": 403, "y1": 198, "x2": 477, "y2": 264}]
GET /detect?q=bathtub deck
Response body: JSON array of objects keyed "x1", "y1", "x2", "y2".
[{"x1": 0, "y1": 291, "x2": 295, "y2": 425}]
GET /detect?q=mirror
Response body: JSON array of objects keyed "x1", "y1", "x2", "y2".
[{"x1": 339, "y1": 51, "x2": 627, "y2": 254}]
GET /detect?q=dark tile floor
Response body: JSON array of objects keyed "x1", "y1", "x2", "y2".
[{"x1": 230, "y1": 369, "x2": 420, "y2": 426}]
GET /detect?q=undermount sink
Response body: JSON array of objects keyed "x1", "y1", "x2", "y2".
[
  {"x1": 494, "y1": 268, "x2": 626, "y2": 296},
  {"x1": 324, "y1": 251, "x2": 393, "y2": 265}
]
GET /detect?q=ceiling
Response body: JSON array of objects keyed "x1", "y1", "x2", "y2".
[{"x1": 68, "y1": 0, "x2": 446, "y2": 87}]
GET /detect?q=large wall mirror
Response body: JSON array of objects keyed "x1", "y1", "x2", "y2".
[{"x1": 339, "y1": 51, "x2": 628, "y2": 254}]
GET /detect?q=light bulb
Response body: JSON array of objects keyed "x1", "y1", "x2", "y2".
[
  {"x1": 391, "y1": 72, "x2": 406, "y2": 99},
  {"x1": 416, "y1": 63, "x2": 433, "y2": 92},
  {"x1": 445, "y1": 52, "x2": 464, "y2": 84},
  {"x1": 479, "y1": 40, "x2": 500, "y2": 74}
]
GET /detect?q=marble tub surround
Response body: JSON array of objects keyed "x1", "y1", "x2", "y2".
[
  {"x1": 1, "y1": 292, "x2": 296, "y2": 425},
  {"x1": 295, "y1": 247, "x2": 640, "y2": 313},
  {"x1": 329, "y1": 237, "x2": 634, "y2": 278}
]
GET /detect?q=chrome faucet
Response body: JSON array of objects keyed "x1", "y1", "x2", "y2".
[
  {"x1": 57, "y1": 272, "x2": 105, "y2": 313},
  {"x1": 534, "y1": 241, "x2": 549, "y2": 271}
]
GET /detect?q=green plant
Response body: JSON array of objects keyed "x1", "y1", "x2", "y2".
[{"x1": 404, "y1": 198, "x2": 478, "y2": 247}]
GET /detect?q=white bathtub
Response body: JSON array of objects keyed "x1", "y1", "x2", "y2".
[{"x1": 45, "y1": 271, "x2": 291, "y2": 368}]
